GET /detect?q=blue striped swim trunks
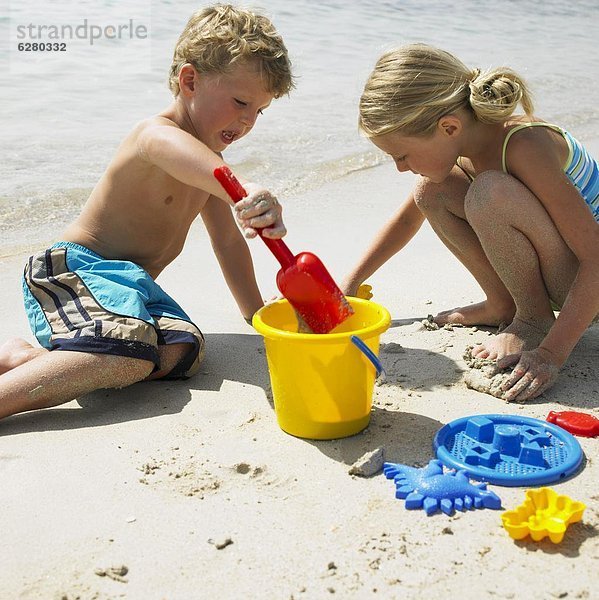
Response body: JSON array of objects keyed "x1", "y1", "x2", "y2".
[{"x1": 22, "y1": 241, "x2": 204, "y2": 379}]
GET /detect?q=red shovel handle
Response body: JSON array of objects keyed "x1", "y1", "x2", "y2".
[
  {"x1": 214, "y1": 166, "x2": 294, "y2": 268},
  {"x1": 213, "y1": 165, "x2": 248, "y2": 202}
]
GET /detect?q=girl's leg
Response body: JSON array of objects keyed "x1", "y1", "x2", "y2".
[
  {"x1": 413, "y1": 167, "x2": 516, "y2": 326},
  {"x1": 465, "y1": 171, "x2": 578, "y2": 360},
  {"x1": 0, "y1": 350, "x2": 154, "y2": 419}
]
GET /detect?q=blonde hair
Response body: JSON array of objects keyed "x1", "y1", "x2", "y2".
[
  {"x1": 359, "y1": 43, "x2": 534, "y2": 137},
  {"x1": 169, "y1": 4, "x2": 294, "y2": 98}
]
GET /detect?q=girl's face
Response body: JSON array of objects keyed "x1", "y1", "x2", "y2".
[
  {"x1": 372, "y1": 123, "x2": 461, "y2": 183},
  {"x1": 183, "y1": 60, "x2": 274, "y2": 152}
]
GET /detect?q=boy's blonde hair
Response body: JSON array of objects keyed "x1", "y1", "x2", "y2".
[
  {"x1": 169, "y1": 4, "x2": 294, "y2": 98},
  {"x1": 359, "y1": 43, "x2": 534, "y2": 137}
]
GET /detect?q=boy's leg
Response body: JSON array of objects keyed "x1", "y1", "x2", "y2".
[
  {"x1": 0, "y1": 350, "x2": 154, "y2": 420},
  {"x1": 0, "y1": 338, "x2": 47, "y2": 376},
  {"x1": 145, "y1": 343, "x2": 195, "y2": 380},
  {"x1": 465, "y1": 171, "x2": 578, "y2": 360},
  {"x1": 413, "y1": 167, "x2": 516, "y2": 326},
  {"x1": 145, "y1": 315, "x2": 205, "y2": 380}
]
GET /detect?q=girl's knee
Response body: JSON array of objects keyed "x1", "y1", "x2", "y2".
[
  {"x1": 465, "y1": 170, "x2": 514, "y2": 223},
  {"x1": 413, "y1": 172, "x2": 467, "y2": 215},
  {"x1": 412, "y1": 176, "x2": 436, "y2": 212}
]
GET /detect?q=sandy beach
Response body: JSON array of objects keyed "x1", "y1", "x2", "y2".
[{"x1": 1, "y1": 160, "x2": 598, "y2": 600}]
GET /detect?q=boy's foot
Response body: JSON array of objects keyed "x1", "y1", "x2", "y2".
[
  {"x1": 434, "y1": 300, "x2": 515, "y2": 327},
  {"x1": 470, "y1": 316, "x2": 554, "y2": 361},
  {"x1": 0, "y1": 338, "x2": 47, "y2": 375}
]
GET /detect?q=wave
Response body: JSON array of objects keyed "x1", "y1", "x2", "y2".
[{"x1": 0, "y1": 150, "x2": 388, "y2": 258}]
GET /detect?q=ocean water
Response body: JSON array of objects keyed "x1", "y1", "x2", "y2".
[{"x1": 1, "y1": 0, "x2": 599, "y2": 256}]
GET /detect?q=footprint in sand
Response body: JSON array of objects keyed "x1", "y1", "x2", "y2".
[
  {"x1": 138, "y1": 455, "x2": 222, "y2": 499},
  {"x1": 232, "y1": 462, "x2": 294, "y2": 485}
]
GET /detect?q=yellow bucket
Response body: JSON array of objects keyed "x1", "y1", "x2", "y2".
[{"x1": 253, "y1": 298, "x2": 391, "y2": 439}]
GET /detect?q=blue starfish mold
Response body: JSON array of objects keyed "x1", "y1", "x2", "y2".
[{"x1": 383, "y1": 459, "x2": 502, "y2": 516}]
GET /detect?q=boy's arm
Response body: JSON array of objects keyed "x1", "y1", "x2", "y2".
[
  {"x1": 200, "y1": 194, "x2": 264, "y2": 321},
  {"x1": 137, "y1": 122, "x2": 285, "y2": 238},
  {"x1": 138, "y1": 122, "x2": 232, "y2": 201},
  {"x1": 342, "y1": 194, "x2": 425, "y2": 296}
]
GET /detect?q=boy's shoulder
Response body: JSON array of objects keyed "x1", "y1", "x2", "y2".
[
  {"x1": 127, "y1": 114, "x2": 191, "y2": 165},
  {"x1": 131, "y1": 114, "x2": 182, "y2": 137}
]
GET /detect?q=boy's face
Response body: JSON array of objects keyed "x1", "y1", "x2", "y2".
[{"x1": 185, "y1": 60, "x2": 274, "y2": 152}]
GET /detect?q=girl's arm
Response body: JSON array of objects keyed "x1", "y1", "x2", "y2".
[
  {"x1": 200, "y1": 195, "x2": 264, "y2": 321},
  {"x1": 342, "y1": 194, "x2": 425, "y2": 295},
  {"x1": 501, "y1": 132, "x2": 599, "y2": 398},
  {"x1": 509, "y1": 134, "x2": 599, "y2": 362}
]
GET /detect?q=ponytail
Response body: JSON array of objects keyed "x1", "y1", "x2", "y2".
[
  {"x1": 468, "y1": 67, "x2": 534, "y2": 123},
  {"x1": 359, "y1": 44, "x2": 534, "y2": 137}
]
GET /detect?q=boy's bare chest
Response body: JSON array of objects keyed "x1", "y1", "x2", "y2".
[
  {"x1": 147, "y1": 185, "x2": 205, "y2": 224},
  {"x1": 122, "y1": 166, "x2": 208, "y2": 232},
  {"x1": 68, "y1": 174, "x2": 211, "y2": 275}
]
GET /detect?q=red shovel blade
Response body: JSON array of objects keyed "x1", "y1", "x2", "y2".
[
  {"x1": 276, "y1": 251, "x2": 354, "y2": 334},
  {"x1": 214, "y1": 166, "x2": 354, "y2": 333}
]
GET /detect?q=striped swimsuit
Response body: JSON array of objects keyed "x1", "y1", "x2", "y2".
[
  {"x1": 502, "y1": 122, "x2": 599, "y2": 220},
  {"x1": 22, "y1": 241, "x2": 205, "y2": 379}
]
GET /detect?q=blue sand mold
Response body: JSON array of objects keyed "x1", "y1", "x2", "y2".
[
  {"x1": 433, "y1": 414, "x2": 584, "y2": 487},
  {"x1": 383, "y1": 459, "x2": 502, "y2": 516}
]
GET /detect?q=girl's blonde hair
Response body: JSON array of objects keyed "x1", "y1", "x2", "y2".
[
  {"x1": 169, "y1": 4, "x2": 294, "y2": 98},
  {"x1": 359, "y1": 43, "x2": 534, "y2": 137}
]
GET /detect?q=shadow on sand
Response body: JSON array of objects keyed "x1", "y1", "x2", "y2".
[
  {"x1": 0, "y1": 328, "x2": 466, "y2": 437},
  {"x1": 0, "y1": 332, "x2": 270, "y2": 436}
]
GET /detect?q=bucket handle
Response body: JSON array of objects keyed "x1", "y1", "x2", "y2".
[{"x1": 350, "y1": 335, "x2": 385, "y2": 379}]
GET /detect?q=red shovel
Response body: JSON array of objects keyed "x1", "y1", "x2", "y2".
[{"x1": 214, "y1": 166, "x2": 354, "y2": 333}]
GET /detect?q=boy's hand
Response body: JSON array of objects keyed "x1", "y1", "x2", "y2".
[{"x1": 234, "y1": 183, "x2": 286, "y2": 239}]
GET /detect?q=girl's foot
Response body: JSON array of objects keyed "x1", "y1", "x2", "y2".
[
  {"x1": 470, "y1": 316, "x2": 554, "y2": 361},
  {"x1": 0, "y1": 338, "x2": 47, "y2": 375},
  {"x1": 434, "y1": 300, "x2": 515, "y2": 327}
]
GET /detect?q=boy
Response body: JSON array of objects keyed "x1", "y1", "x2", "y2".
[{"x1": 0, "y1": 5, "x2": 294, "y2": 419}]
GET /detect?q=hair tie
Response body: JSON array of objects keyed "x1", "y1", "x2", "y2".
[{"x1": 469, "y1": 68, "x2": 481, "y2": 83}]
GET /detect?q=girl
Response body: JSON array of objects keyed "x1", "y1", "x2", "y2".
[{"x1": 343, "y1": 44, "x2": 599, "y2": 402}]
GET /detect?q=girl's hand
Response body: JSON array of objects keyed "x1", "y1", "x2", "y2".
[
  {"x1": 497, "y1": 347, "x2": 560, "y2": 402},
  {"x1": 356, "y1": 283, "x2": 373, "y2": 300},
  {"x1": 234, "y1": 183, "x2": 286, "y2": 239},
  {"x1": 341, "y1": 279, "x2": 373, "y2": 299}
]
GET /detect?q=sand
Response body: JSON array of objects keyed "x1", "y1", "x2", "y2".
[{"x1": 1, "y1": 162, "x2": 598, "y2": 599}]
